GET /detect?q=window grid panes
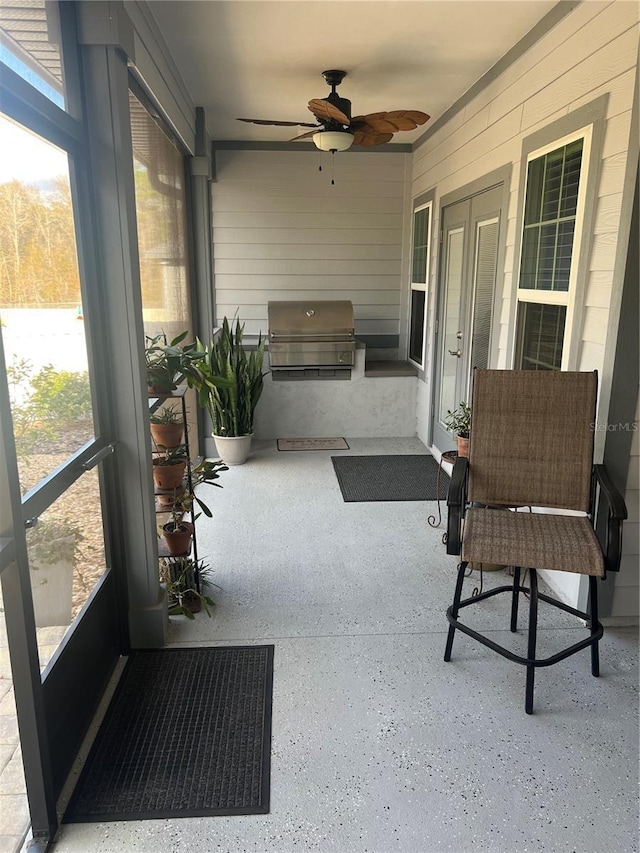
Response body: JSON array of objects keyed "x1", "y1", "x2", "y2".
[
  {"x1": 520, "y1": 139, "x2": 582, "y2": 293},
  {"x1": 411, "y1": 206, "x2": 429, "y2": 284},
  {"x1": 409, "y1": 202, "x2": 430, "y2": 366},
  {"x1": 516, "y1": 303, "x2": 566, "y2": 371},
  {"x1": 516, "y1": 134, "x2": 586, "y2": 372}
]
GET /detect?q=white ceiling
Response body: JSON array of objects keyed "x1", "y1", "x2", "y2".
[{"x1": 147, "y1": 0, "x2": 560, "y2": 147}]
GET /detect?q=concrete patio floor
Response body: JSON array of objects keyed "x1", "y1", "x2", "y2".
[{"x1": 20, "y1": 437, "x2": 640, "y2": 851}]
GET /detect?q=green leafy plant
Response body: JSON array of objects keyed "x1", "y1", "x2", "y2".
[
  {"x1": 162, "y1": 459, "x2": 228, "y2": 530},
  {"x1": 153, "y1": 443, "x2": 189, "y2": 466},
  {"x1": 26, "y1": 517, "x2": 84, "y2": 566},
  {"x1": 7, "y1": 360, "x2": 92, "y2": 456},
  {"x1": 444, "y1": 401, "x2": 471, "y2": 438},
  {"x1": 187, "y1": 317, "x2": 265, "y2": 437},
  {"x1": 145, "y1": 330, "x2": 205, "y2": 392},
  {"x1": 149, "y1": 403, "x2": 183, "y2": 425},
  {"x1": 161, "y1": 556, "x2": 219, "y2": 618}
]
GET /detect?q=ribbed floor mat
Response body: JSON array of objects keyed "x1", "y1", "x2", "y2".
[{"x1": 64, "y1": 646, "x2": 274, "y2": 822}]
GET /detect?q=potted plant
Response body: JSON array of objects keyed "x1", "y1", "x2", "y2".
[
  {"x1": 152, "y1": 443, "x2": 189, "y2": 490},
  {"x1": 187, "y1": 317, "x2": 266, "y2": 465},
  {"x1": 159, "y1": 459, "x2": 227, "y2": 555},
  {"x1": 26, "y1": 517, "x2": 81, "y2": 628},
  {"x1": 145, "y1": 330, "x2": 204, "y2": 394},
  {"x1": 161, "y1": 556, "x2": 219, "y2": 618},
  {"x1": 444, "y1": 401, "x2": 471, "y2": 457},
  {"x1": 150, "y1": 403, "x2": 184, "y2": 449}
]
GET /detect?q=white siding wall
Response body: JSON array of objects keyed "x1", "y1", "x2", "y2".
[
  {"x1": 211, "y1": 149, "x2": 408, "y2": 339},
  {"x1": 411, "y1": 0, "x2": 638, "y2": 438},
  {"x1": 409, "y1": 0, "x2": 639, "y2": 613}
]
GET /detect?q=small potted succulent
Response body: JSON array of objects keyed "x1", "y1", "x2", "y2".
[
  {"x1": 152, "y1": 443, "x2": 189, "y2": 491},
  {"x1": 161, "y1": 556, "x2": 219, "y2": 617},
  {"x1": 444, "y1": 401, "x2": 471, "y2": 457},
  {"x1": 150, "y1": 403, "x2": 184, "y2": 449}
]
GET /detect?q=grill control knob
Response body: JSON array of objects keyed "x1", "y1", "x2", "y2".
[{"x1": 306, "y1": 309, "x2": 315, "y2": 317}]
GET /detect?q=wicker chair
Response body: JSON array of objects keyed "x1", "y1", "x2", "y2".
[{"x1": 444, "y1": 370, "x2": 627, "y2": 714}]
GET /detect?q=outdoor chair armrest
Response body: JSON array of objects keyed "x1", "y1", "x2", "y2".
[
  {"x1": 593, "y1": 464, "x2": 628, "y2": 573},
  {"x1": 446, "y1": 456, "x2": 468, "y2": 556}
]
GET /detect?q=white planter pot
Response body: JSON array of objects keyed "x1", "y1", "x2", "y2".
[
  {"x1": 213, "y1": 434, "x2": 253, "y2": 466},
  {"x1": 29, "y1": 536, "x2": 75, "y2": 628}
]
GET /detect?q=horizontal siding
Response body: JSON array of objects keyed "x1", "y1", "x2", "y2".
[
  {"x1": 213, "y1": 243, "x2": 401, "y2": 260},
  {"x1": 410, "y1": 0, "x2": 637, "y2": 398},
  {"x1": 409, "y1": 1, "x2": 638, "y2": 619},
  {"x1": 212, "y1": 149, "x2": 408, "y2": 336},
  {"x1": 213, "y1": 275, "x2": 399, "y2": 291}
]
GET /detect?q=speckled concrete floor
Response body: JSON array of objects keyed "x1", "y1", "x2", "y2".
[{"x1": 50, "y1": 438, "x2": 639, "y2": 853}]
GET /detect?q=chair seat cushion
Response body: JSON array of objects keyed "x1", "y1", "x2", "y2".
[{"x1": 462, "y1": 508, "x2": 605, "y2": 577}]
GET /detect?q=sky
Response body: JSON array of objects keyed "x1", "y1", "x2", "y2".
[
  {"x1": 0, "y1": 115, "x2": 67, "y2": 184},
  {"x1": 0, "y1": 44, "x2": 67, "y2": 184}
]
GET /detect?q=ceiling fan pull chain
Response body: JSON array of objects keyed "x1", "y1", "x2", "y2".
[{"x1": 331, "y1": 151, "x2": 335, "y2": 185}]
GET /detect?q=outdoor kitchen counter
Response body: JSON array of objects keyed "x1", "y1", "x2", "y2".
[
  {"x1": 251, "y1": 343, "x2": 419, "y2": 442},
  {"x1": 364, "y1": 360, "x2": 418, "y2": 377}
]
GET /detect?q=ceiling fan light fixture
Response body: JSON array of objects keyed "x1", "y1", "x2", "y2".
[{"x1": 312, "y1": 130, "x2": 353, "y2": 152}]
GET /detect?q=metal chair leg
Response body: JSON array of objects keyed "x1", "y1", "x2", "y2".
[
  {"x1": 525, "y1": 568, "x2": 539, "y2": 714},
  {"x1": 510, "y1": 566, "x2": 521, "y2": 632},
  {"x1": 589, "y1": 575, "x2": 600, "y2": 677},
  {"x1": 444, "y1": 561, "x2": 467, "y2": 662}
]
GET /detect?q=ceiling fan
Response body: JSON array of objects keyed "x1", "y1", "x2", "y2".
[{"x1": 237, "y1": 70, "x2": 430, "y2": 151}]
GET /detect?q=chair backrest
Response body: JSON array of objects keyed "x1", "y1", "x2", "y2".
[{"x1": 467, "y1": 370, "x2": 597, "y2": 512}]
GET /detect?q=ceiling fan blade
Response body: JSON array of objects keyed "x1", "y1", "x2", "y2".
[
  {"x1": 352, "y1": 128, "x2": 394, "y2": 147},
  {"x1": 289, "y1": 129, "x2": 320, "y2": 142},
  {"x1": 237, "y1": 118, "x2": 319, "y2": 127},
  {"x1": 308, "y1": 99, "x2": 350, "y2": 126},
  {"x1": 351, "y1": 110, "x2": 430, "y2": 133}
]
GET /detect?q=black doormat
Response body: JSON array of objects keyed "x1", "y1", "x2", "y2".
[
  {"x1": 64, "y1": 646, "x2": 274, "y2": 823},
  {"x1": 331, "y1": 454, "x2": 448, "y2": 502}
]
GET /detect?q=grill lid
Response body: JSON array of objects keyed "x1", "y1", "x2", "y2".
[{"x1": 268, "y1": 300, "x2": 354, "y2": 340}]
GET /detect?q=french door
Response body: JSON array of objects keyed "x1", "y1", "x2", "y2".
[{"x1": 432, "y1": 185, "x2": 503, "y2": 450}]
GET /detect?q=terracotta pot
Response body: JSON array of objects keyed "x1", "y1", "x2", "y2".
[
  {"x1": 184, "y1": 592, "x2": 202, "y2": 614},
  {"x1": 150, "y1": 422, "x2": 184, "y2": 449},
  {"x1": 162, "y1": 521, "x2": 193, "y2": 556},
  {"x1": 153, "y1": 459, "x2": 186, "y2": 490},
  {"x1": 456, "y1": 435, "x2": 470, "y2": 457}
]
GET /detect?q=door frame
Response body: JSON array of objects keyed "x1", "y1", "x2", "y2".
[{"x1": 430, "y1": 165, "x2": 512, "y2": 451}]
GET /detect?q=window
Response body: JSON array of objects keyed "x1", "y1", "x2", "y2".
[
  {"x1": 0, "y1": 1, "x2": 66, "y2": 109},
  {"x1": 515, "y1": 130, "x2": 590, "y2": 370},
  {"x1": 409, "y1": 201, "x2": 431, "y2": 366}
]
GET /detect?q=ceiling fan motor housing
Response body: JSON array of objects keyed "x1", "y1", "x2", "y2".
[{"x1": 320, "y1": 70, "x2": 351, "y2": 124}]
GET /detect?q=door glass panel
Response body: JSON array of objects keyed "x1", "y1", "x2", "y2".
[
  {"x1": 25, "y1": 467, "x2": 107, "y2": 664},
  {"x1": 0, "y1": 115, "x2": 95, "y2": 495},
  {"x1": 438, "y1": 227, "x2": 464, "y2": 424},
  {"x1": 0, "y1": 1, "x2": 66, "y2": 109},
  {"x1": 470, "y1": 219, "x2": 498, "y2": 374}
]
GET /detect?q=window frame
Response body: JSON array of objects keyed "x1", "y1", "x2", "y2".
[
  {"x1": 408, "y1": 198, "x2": 433, "y2": 369},
  {"x1": 514, "y1": 126, "x2": 593, "y2": 371}
]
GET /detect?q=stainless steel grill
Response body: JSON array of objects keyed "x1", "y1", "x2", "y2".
[{"x1": 268, "y1": 300, "x2": 355, "y2": 376}]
